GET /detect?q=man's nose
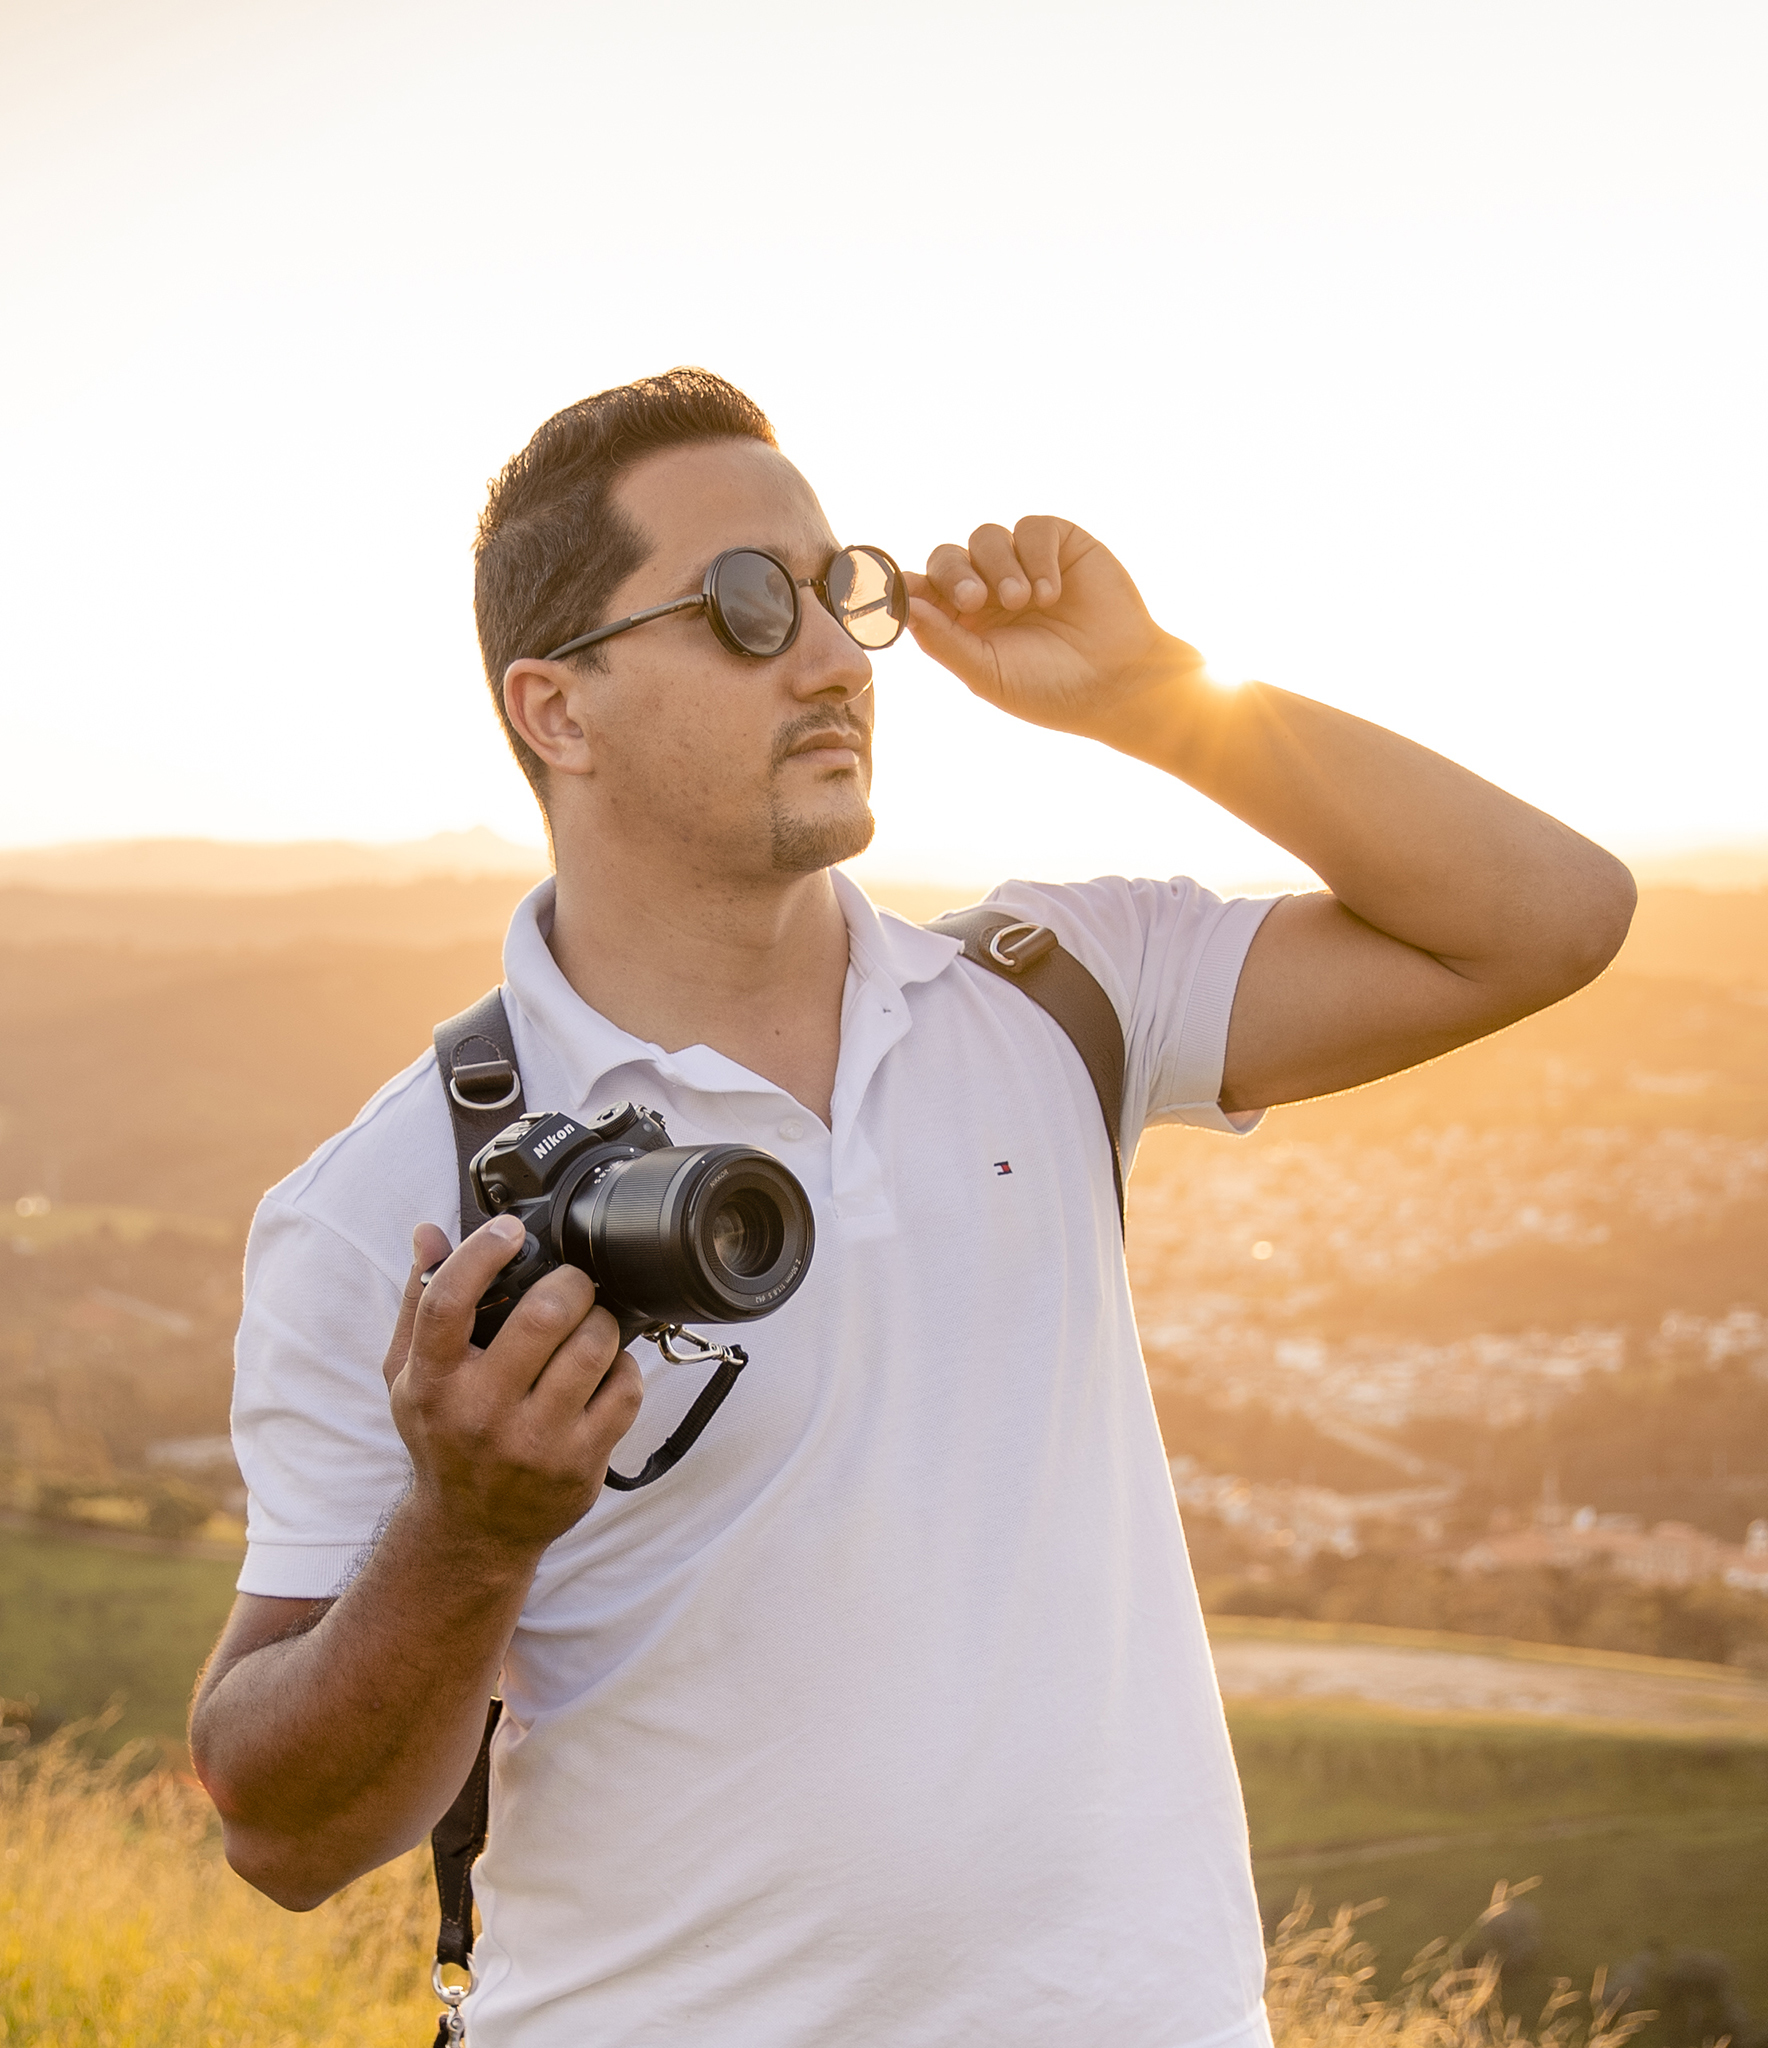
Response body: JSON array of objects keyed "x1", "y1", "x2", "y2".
[{"x1": 789, "y1": 596, "x2": 874, "y2": 705}]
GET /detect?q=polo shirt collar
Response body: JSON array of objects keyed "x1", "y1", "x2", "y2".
[
  {"x1": 829, "y1": 867, "x2": 962, "y2": 992},
  {"x1": 499, "y1": 872, "x2": 965, "y2": 1115}
]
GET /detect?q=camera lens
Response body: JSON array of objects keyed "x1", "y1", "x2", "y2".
[
  {"x1": 558, "y1": 1144, "x2": 813, "y2": 1334},
  {"x1": 707, "y1": 1188, "x2": 784, "y2": 1279}
]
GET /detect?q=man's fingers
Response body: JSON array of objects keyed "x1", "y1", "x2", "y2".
[
  {"x1": 407, "y1": 1215, "x2": 529, "y2": 1371},
  {"x1": 924, "y1": 542, "x2": 989, "y2": 615},
  {"x1": 503, "y1": 1302, "x2": 641, "y2": 1469},
  {"x1": 923, "y1": 522, "x2": 1067, "y2": 617},
  {"x1": 575, "y1": 1348, "x2": 645, "y2": 1468},
  {"x1": 490, "y1": 1274, "x2": 612, "y2": 1405},
  {"x1": 548, "y1": 1330, "x2": 643, "y2": 1446},
  {"x1": 381, "y1": 1223, "x2": 454, "y2": 1390},
  {"x1": 1012, "y1": 516, "x2": 1065, "y2": 604},
  {"x1": 965, "y1": 523, "x2": 1031, "y2": 609}
]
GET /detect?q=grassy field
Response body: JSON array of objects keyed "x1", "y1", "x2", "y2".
[
  {"x1": 0, "y1": 1735, "x2": 439, "y2": 2047},
  {"x1": 0, "y1": 1525, "x2": 238, "y2": 1749},
  {"x1": 1232, "y1": 1695, "x2": 1768, "y2": 2031}
]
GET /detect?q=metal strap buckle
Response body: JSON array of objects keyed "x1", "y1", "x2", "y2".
[{"x1": 985, "y1": 921, "x2": 1058, "y2": 973}]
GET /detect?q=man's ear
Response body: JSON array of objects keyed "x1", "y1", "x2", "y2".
[{"x1": 503, "y1": 659, "x2": 594, "y2": 775}]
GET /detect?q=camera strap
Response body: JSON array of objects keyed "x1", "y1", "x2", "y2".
[
  {"x1": 419, "y1": 923, "x2": 1125, "y2": 2037},
  {"x1": 426, "y1": 991, "x2": 528, "y2": 2044},
  {"x1": 433, "y1": 989, "x2": 528, "y2": 1232}
]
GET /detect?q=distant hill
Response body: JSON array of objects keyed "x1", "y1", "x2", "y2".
[
  {"x1": 1625, "y1": 840, "x2": 1768, "y2": 891},
  {"x1": 0, "y1": 876, "x2": 542, "y2": 952},
  {"x1": 0, "y1": 828, "x2": 550, "y2": 896},
  {"x1": 0, "y1": 885, "x2": 1760, "y2": 1221},
  {"x1": 0, "y1": 870, "x2": 982, "y2": 954}
]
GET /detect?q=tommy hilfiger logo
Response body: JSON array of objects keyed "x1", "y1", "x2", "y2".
[{"x1": 994, "y1": 1161, "x2": 1013, "y2": 1176}]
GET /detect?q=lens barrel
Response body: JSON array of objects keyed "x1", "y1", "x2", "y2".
[{"x1": 559, "y1": 1144, "x2": 813, "y2": 1333}]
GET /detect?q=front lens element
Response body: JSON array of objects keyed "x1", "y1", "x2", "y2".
[
  {"x1": 711, "y1": 549, "x2": 799, "y2": 656},
  {"x1": 708, "y1": 1188, "x2": 786, "y2": 1279},
  {"x1": 826, "y1": 545, "x2": 906, "y2": 649}
]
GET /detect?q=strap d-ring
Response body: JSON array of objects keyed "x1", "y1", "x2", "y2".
[
  {"x1": 449, "y1": 1060, "x2": 522, "y2": 1112},
  {"x1": 433, "y1": 1961, "x2": 473, "y2": 2004},
  {"x1": 985, "y1": 921, "x2": 1058, "y2": 973}
]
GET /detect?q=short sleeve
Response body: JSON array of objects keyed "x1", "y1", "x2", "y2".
[
  {"x1": 979, "y1": 876, "x2": 1282, "y2": 1148},
  {"x1": 232, "y1": 1194, "x2": 414, "y2": 1597}
]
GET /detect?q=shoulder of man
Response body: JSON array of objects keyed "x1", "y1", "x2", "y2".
[
  {"x1": 957, "y1": 873, "x2": 1281, "y2": 1142},
  {"x1": 250, "y1": 1046, "x2": 457, "y2": 1290},
  {"x1": 961, "y1": 873, "x2": 1230, "y2": 1017}
]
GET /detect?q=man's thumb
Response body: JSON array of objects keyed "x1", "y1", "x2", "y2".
[
  {"x1": 383, "y1": 1222, "x2": 455, "y2": 1391},
  {"x1": 905, "y1": 596, "x2": 996, "y2": 697}
]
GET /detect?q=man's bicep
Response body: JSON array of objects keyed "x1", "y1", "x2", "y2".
[{"x1": 1220, "y1": 892, "x2": 1533, "y2": 1114}]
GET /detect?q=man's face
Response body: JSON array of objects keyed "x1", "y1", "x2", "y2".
[{"x1": 551, "y1": 438, "x2": 878, "y2": 883}]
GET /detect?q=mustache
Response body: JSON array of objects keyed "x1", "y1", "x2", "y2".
[{"x1": 769, "y1": 705, "x2": 873, "y2": 772}]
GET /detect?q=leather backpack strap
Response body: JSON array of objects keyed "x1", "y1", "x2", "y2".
[
  {"x1": 927, "y1": 907, "x2": 1127, "y2": 1232},
  {"x1": 427, "y1": 992, "x2": 525, "y2": 2041},
  {"x1": 432, "y1": 990, "x2": 527, "y2": 1239}
]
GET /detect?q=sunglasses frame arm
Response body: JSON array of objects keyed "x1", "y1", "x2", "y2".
[{"x1": 544, "y1": 594, "x2": 705, "y2": 664}]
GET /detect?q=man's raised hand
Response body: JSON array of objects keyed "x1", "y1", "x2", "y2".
[
  {"x1": 904, "y1": 516, "x2": 1205, "y2": 745},
  {"x1": 381, "y1": 1217, "x2": 644, "y2": 1560}
]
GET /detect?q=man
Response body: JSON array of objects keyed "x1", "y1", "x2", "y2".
[{"x1": 190, "y1": 368, "x2": 1634, "y2": 2045}]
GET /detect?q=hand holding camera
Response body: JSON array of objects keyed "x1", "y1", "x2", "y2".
[
  {"x1": 381, "y1": 1215, "x2": 643, "y2": 1561},
  {"x1": 383, "y1": 1102, "x2": 815, "y2": 1543}
]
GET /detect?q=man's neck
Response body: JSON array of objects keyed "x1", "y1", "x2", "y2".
[{"x1": 545, "y1": 831, "x2": 851, "y2": 1127}]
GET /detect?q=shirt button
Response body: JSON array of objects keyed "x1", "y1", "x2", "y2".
[{"x1": 777, "y1": 1118, "x2": 805, "y2": 1141}]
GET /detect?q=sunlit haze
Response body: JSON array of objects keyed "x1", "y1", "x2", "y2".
[{"x1": 3, "y1": 0, "x2": 1764, "y2": 890}]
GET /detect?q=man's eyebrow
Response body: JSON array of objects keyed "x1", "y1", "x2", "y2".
[
  {"x1": 781, "y1": 537, "x2": 842, "y2": 577},
  {"x1": 650, "y1": 533, "x2": 837, "y2": 595}
]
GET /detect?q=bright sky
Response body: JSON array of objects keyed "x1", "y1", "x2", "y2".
[{"x1": 2, "y1": 0, "x2": 1764, "y2": 891}]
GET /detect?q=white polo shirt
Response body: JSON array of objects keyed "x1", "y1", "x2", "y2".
[{"x1": 233, "y1": 870, "x2": 1278, "y2": 2048}]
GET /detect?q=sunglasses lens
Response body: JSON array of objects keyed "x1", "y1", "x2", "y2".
[
  {"x1": 712, "y1": 550, "x2": 798, "y2": 656},
  {"x1": 826, "y1": 547, "x2": 905, "y2": 650}
]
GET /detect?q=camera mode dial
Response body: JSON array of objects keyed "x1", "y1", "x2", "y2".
[{"x1": 587, "y1": 1101, "x2": 671, "y2": 1149}]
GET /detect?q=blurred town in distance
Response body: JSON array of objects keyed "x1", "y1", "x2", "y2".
[{"x1": 2, "y1": 831, "x2": 1766, "y2": 1665}]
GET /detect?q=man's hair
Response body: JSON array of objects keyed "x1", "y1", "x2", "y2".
[{"x1": 473, "y1": 367, "x2": 778, "y2": 802}]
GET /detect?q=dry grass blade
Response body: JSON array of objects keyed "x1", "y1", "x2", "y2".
[
  {"x1": 0, "y1": 1719, "x2": 434, "y2": 2045},
  {"x1": 1265, "y1": 1884, "x2": 1657, "y2": 2048}
]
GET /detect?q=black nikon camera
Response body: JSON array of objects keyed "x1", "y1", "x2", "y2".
[{"x1": 465, "y1": 1103, "x2": 814, "y2": 1352}]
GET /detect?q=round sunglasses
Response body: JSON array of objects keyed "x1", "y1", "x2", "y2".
[{"x1": 543, "y1": 545, "x2": 907, "y2": 664}]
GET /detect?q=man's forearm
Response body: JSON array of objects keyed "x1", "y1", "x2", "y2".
[
  {"x1": 1095, "y1": 643, "x2": 1635, "y2": 993},
  {"x1": 904, "y1": 516, "x2": 1636, "y2": 1110},
  {"x1": 190, "y1": 1495, "x2": 541, "y2": 1910}
]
